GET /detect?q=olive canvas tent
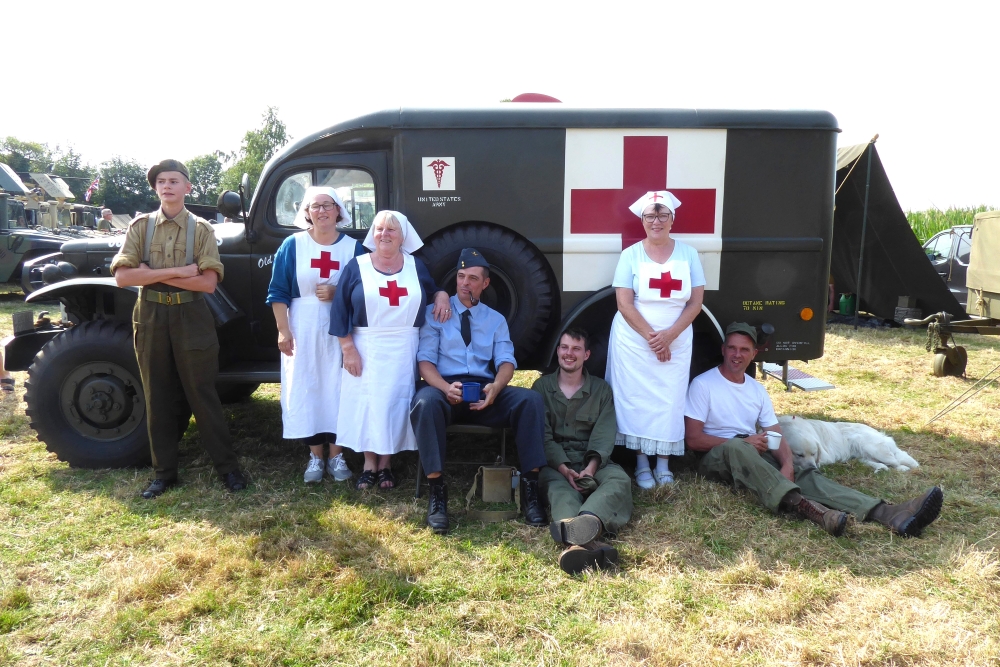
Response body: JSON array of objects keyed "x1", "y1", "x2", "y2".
[
  {"x1": 832, "y1": 143, "x2": 964, "y2": 320},
  {"x1": 967, "y1": 210, "x2": 1000, "y2": 317}
]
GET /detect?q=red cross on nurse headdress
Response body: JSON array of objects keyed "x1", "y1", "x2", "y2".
[{"x1": 629, "y1": 191, "x2": 682, "y2": 217}]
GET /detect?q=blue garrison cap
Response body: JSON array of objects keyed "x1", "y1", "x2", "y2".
[{"x1": 457, "y1": 248, "x2": 489, "y2": 270}]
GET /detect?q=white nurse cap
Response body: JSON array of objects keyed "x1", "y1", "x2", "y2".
[{"x1": 629, "y1": 190, "x2": 682, "y2": 217}]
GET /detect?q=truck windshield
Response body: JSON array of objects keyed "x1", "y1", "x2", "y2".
[{"x1": 273, "y1": 168, "x2": 377, "y2": 230}]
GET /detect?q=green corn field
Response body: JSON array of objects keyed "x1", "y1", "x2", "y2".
[{"x1": 906, "y1": 205, "x2": 993, "y2": 244}]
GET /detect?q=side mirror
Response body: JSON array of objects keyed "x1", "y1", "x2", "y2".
[{"x1": 217, "y1": 191, "x2": 243, "y2": 218}]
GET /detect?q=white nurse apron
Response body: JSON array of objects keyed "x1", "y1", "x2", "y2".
[
  {"x1": 606, "y1": 248, "x2": 694, "y2": 453},
  {"x1": 337, "y1": 253, "x2": 422, "y2": 455},
  {"x1": 280, "y1": 231, "x2": 355, "y2": 439}
]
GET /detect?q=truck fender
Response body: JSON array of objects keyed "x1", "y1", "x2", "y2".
[
  {"x1": 25, "y1": 277, "x2": 139, "y2": 304},
  {"x1": 546, "y1": 286, "x2": 725, "y2": 379}
]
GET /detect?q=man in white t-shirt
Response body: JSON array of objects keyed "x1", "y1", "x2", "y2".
[{"x1": 684, "y1": 322, "x2": 943, "y2": 538}]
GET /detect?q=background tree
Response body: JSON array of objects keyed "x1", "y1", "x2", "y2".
[
  {"x1": 186, "y1": 152, "x2": 225, "y2": 205},
  {"x1": 95, "y1": 157, "x2": 158, "y2": 216},
  {"x1": 221, "y1": 107, "x2": 290, "y2": 198},
  {"x1": 1, "y1": 138, "x2": 95, "y2": 200}
]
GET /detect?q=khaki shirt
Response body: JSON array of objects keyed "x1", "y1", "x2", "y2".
[
  {"x1": 531, "y1": 369, "x2": 617, "y2": 469},
  {"x1": 109, "y1": 207, "x2": 225, "y2": 281}
]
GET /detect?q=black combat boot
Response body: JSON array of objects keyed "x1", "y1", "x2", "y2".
[
  {"x1": 867, "y1": 487, "x2": 943, "y2": 537},
  {"x1": 520, "y1": 475, "x2": 547, "y2": 526},
  {"x1": 426, "y1": 479, "x2": 449, "y2": 534}
]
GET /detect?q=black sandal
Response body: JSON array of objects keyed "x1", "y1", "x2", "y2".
[
  {"x1": 356, "y1": 469, "x2": 377, "y2": 490},
  {"x1": 377, "y1": 468, "x2": 396, "y2": 490}
]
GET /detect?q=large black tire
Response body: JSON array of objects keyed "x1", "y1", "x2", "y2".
[
  {"x1": 418, "y1": 224, "x2": 556, "y2": 362},
  {"x1": 24, "y1": 321, "x2": 150, "y2": 468}
]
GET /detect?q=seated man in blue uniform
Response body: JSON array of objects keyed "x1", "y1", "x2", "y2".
[{"x1": 410, "y1": 248, "x2": 548, "y2": 534}]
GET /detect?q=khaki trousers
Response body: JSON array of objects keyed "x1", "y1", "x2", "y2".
[
  {"x1": 540, "y1": 461, "x2": 633, "y2": 534},
  {"x1": 133, "y1": 295, "x2": 237, "y2": 480},
  {"x1": 697, "y1": 438, "x2": 882, "y2": 519}
]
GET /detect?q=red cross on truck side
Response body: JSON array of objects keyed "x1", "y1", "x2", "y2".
[
  {"x1": 648, "y1": 271, "x2": 683, "y2": 298},
  {"x1": 310, "y1": 251, "x2": 340, "y2": 279},
  {"x1": 378, "y1": 280, "x2": 409, "y2": 306},
  {"x1": 570, "y1": 136, "x2": 717, "y2": 249}
]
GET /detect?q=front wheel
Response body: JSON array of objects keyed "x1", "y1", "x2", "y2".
[{"x1": 24, "y1": 321, "x2": 150, "y2": 468}]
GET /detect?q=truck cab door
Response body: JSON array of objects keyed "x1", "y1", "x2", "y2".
[{"x1": 248, "y1": 152, "x2": 389, "y2": 349}]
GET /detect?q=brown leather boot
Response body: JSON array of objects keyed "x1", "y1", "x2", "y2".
[
  {"x1": 792, "y1": 497, "x2": 848, "y2": 537},
  {"x1": 558, "y1": 540, "x2": 619, "y2": 574},
  {"x1": 867, "y1": 487, "x2": 943, "y2": 537}
]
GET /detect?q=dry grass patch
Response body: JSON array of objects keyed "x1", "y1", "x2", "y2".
[{"x1": 2, "y1": 307, "x2": 1000, "y2": 664}]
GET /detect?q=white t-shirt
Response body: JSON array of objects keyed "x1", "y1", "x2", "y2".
[
  {"x1": 685, "y1": 367, "x2": 778, "y2": 439},
  {"x1": 612, "y1": 240, "x2": 706, "y2": 293}
]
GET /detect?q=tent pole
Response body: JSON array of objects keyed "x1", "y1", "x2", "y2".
[{"x1": 854, "y1": 134, "x2": 879, "y2": 330}]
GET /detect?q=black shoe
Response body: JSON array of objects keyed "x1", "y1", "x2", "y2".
[
  {"x1": 141, "y1": 478, "x2": 177, "y2": 499},
  {"x1": 520, "y1": 477, "x2": 547, "y2": 526},
  {"x1": 221, "y1": 470, "x2": 248, "y2": 492},
  {"x1": 427, "y1": 481, "x2": 449, "y2": 534},
  {"x1": 549, "y1": 513, "x2": 602, "y2": 545}
]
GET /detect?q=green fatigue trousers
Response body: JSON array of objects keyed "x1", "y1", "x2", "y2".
[
  {"x1": 133, "y1": 293, "x2": 238, "y2": 480},
  {"x1": 697, "y1": 438, "x2": 882, "y2": 519},
  {"x1": 540, "y1": 461, "x2": 633, "y2": 534}
]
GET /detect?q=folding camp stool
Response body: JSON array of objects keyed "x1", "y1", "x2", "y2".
[{"x1": 414, "y1": 424, "x2": 507, "y2": 498}]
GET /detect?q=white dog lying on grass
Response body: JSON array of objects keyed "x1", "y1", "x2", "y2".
[{"x1": 777, "y1": 415, "x2": 920, "y2": 472}]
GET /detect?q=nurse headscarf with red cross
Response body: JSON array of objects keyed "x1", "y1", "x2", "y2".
[{"x1": 628, "y1": 190, "x2": 682, "y2": 217}]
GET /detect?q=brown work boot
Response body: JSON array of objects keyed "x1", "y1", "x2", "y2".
[
  {"x1": 558, "y1": 540, "x2": 619, "y2": 575},
  {"x1": 549, "y1": 513, "x2": 602, "y2": 545},
  {"x1": 792, "y1": 497, "x2": 848, "y2": 537},
  {"x1": 867, "y1": 487, "x2": 943, "y2": 537}
]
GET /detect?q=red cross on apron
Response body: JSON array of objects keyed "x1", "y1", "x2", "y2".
[
  {"x1": 569, "y1": 136, "x2": 717, "y2": 248},
  {"x1": 649, "y1": 271, "x2": 683, "y2": 298},
  {"x1": 310, "y1": 251, "x2": 340, "y2": 279},
  {"x1": 378, "y1": 280, "x2": 409, "y2": 306}
]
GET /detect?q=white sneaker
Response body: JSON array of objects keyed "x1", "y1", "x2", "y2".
[
  {"x1": 304, "y1": 454, "x2": 324, "y2": 484},
  {"x1": 327, "y1": 453, "x2": 352, "y2": 482}
]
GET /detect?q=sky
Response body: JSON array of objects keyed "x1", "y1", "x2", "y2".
[{"x1": 4, "y1": 0, "x2": 997, "y2": 212}]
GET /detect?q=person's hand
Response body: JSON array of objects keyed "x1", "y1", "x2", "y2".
[
  {"x1": 315, "y1": 284, "x2": 335, "y2": 301},
  {"x1": 277, "y1": 329, "x2": 294, "y2": 357},
  {"x1": 444, "y1": 382, "x2": 463, "y2": 405},
  {"x1": 579, "y1": 459, "x2": 599, "y2": 479},
  {"x1": 558, "y1": 464, "x2": 582, "y2": 491},
  {"x1": 178, "y1": 263, "x2": 201, "y2": 278},
  {"x1": 647, "y1": 329, "x2": 677, "y2": 362},
  {"x1": 432, "y1": 291, "x2": 452, "y2": 323},
  {"x1": 342, "y1": 347, "x2": 363, "y2": 377},
  {"x1": 470, "y1": 382, "x2": 500, "y2": 411},
  {"x1": 780, "y1": 459, "x2": 795, "y2": 483},
  {"x1": 743, "y1": 432, "x2": 769, "y2": 454}
]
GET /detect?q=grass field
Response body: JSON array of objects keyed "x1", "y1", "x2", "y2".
[
  {"x1": 2, "y1": 294, "x2": 999, "y2": 665},
  {"x1": 905, "y1": 206, "x2": 994, "y2": 245}
]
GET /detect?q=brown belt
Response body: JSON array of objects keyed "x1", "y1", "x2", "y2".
[{"x1": 143, "y1": 289, "x2": 202, "y2": 306}]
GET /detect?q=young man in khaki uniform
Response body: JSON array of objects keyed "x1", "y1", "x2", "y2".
[
  {"x1": 111, "y1": 159, "x2": 246, "y2": 498},
  {"x1": 532, "y1": 328, "x2": 632, "y2": 574}
]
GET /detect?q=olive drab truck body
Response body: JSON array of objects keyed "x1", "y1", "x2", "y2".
[{"x1": 5, "y1": 106, "x2": 838, "y2": 468}]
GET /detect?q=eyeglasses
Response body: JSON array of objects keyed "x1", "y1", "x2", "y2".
[
  {"x1": 642, "y1": 213, "x2": 674, "y2": 223},
  {"x1": 308, "y1": 202, "x2": 339, "y2": 212}
]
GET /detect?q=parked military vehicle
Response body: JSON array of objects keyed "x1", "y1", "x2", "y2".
[
  {"x1": 924, "y1": 225, "x2": 973, "y2": 308},
  {"x1": 5, "y1": 106, "x2": 839, "y2": 468}
]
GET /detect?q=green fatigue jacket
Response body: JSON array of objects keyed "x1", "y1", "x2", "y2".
[
  {"x1": 110, "y1": 207, "x2": 224, "y2": 278},
  {"x1": 531, "y1": 369, "x2": 617, "y2": 470}
]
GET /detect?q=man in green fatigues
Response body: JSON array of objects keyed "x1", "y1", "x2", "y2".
[
  {"x1": 684, "y1": 322, "x2": 943, "y2": 538},
  {"x1": 532, "y1": 328, "x2": 632, "y2": 574},
  {"x1": 111, "y1": 159, "x2": 246, "y2": 499}
]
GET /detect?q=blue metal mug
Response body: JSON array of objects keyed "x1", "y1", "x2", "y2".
[{"x1": 462, "y1": 382, "x2": 483, "y2": 403}]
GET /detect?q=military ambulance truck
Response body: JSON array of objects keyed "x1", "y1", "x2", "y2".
[{"x1": 5, "y1": 106, "x2": 838, "y2": 468}]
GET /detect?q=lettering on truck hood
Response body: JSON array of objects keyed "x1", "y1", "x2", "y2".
[{"x1": 562, "y1": 129, "x2": 726, "y2": 292}]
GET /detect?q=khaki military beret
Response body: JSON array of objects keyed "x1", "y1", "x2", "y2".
[{"x1": 147, "y1": 159, "x2": 190, "y2": 188}]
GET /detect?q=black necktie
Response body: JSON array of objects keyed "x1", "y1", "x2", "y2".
[{"x1": 461, "y1": 310, "x2": 472, "y2": 347}]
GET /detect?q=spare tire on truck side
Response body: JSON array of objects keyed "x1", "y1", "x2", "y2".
[
  {"x1": 24, "y1": 321, "x2": 151, "y2": 468},
  {"x1": 418, "y1": 223, "x2": 557, "y2": 364}
]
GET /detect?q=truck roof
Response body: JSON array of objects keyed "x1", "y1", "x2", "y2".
[{"x1": 258, "y1": 106, "x2": 840, "y2": 207}]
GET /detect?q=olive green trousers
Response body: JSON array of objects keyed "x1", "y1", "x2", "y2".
[
  {"x1": 540, "y1": 461, "x2": 633, "y2": 533},
  {"x1": 697, "y1": 438, "x2": 882, "y2": 519},
  {"x1": 133, "y1": 295, "x2": 238, "y2": 480}
]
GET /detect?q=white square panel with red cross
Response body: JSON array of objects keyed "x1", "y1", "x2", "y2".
[{"x1": 562, "y1": 129, "x2": 727, "y2": 292}]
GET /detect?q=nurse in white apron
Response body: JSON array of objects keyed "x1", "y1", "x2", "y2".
[
  {"x1": 606, "y1": 191, "x2": 706, "y2": 488},
  {"x1": 330, "y1": 211, "x2": 451, "y2": 490},
  {"x1": 267, "y1": 187, "x2": 364, "y2": 485}
]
